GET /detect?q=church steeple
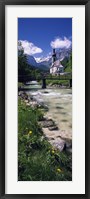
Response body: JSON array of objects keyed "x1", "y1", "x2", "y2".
[{"x1": 52, "y1": 48, "x2": 56, "y2": 63}]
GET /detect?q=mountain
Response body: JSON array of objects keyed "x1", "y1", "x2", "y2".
[
  {"x1": 27, "y1": 55, "x2": 50, "y2": 71},
  {"x1": 37, "y1": 48, "x2": 72, "y2": 68},
  {"x1": 27, "y1": 47, "x2": 72, "y2": 70},
  {"x1": 27, "y1": 55, "x2": 38, "y2": 67},
  {"x1": 38, "y1": 57, "x2": 52, "y2": 68},
  {"x1": 56, "y1": 47, "x2": 72, "y2": 61}
]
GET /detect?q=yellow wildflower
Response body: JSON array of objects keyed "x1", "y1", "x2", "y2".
[
  {"x1": 28, "y1": 130, "x2": 32, "y2": 135},
  {"x1": 52, "y1": 150, "x2": 55, "y2": 154},
  {"x1": 57, "y1": 168, "x2": 62, "y2": 173}
]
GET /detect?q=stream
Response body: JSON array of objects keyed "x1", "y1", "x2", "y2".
[{"x1": 25, "y1": 81, "x2": 72, "y2": 141}]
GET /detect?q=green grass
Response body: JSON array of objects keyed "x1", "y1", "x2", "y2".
[
  {"x1": 18, "y1": 82, "x2": 24, "y2": 87},
  {"x1": 46, "y1": 79, "x2": 70, "y2": 86},
  {"x1": 38, "y1": 79, "x2": 70, "y2": 86},
  {"x1": 18, "y1": 98, "x2": 72, "y2": 181}
]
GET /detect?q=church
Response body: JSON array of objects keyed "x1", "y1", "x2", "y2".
[{"x1": 50, "y1": 49, "x2": 64, "y2": 75}]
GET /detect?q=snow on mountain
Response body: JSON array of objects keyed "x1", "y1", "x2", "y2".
[
  {"x1": 27, "y1": 55, "x2": 51, "y2": 70},
  {"x1": 27, "y1": 48, "x2": 72, "y2": 70},
  {"x1": 56, "y1": 47, "x2": 72, "y2": 61},
  {"x1": 38, "y1": 57, "x2": 52, "y2": 68}
]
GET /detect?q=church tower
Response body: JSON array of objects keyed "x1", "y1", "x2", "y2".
[{"x1": 52, "y1": 48, "x2": 56, "y2": 63}]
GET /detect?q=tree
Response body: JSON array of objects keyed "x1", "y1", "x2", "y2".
[
  {"x1": 18, "y1": 42, "x2": 34, "y2": 82},
  {"x1": 18, "y1": 42, "x2": 30, "y2": 76},
  {"x1": 18, "y1": 42, "x2": 48, "y2": 82},
  {"x1": 61, "y1": 53, "x2": 72, "y2": 73}
]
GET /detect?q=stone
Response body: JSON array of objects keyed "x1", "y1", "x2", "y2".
[
  {"x1": 42, "y1": 116, "x2": 47, "y2": 120},
  {"x1": 40, "y1": 119, "x2": 55, "y2": 128},
  {"x1": 43, "y1": 91, "x2": 49, "y2": 94},
  {"x1": 48, "y1": 126, "x2": 58, "y2": 131},
  {"x1": 50, "y1": 139, "x2": 66, "y2": 152},
  {"x1": 65, "y1": 141, "x2": 72, "y2": 149},
  {"x1": 25, "y1": 100, "x2": 28, "y2": 103},
  {"x1": 26, "y1": 103, "x2": 30, "y2": 106}
]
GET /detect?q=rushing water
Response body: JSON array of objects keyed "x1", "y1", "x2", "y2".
[{"x1": 26, "y1": 81, "x2": 72, "y2": 140}]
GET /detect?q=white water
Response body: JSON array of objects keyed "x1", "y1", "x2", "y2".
[{"x1": 26, "y1": 83, "x2": 72, "y2": 140}]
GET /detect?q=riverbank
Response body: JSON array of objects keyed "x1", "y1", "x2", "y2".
[
  {"x1": 18, "y1": 79, "x2": 71, "y2": 91},
  {"x1": 19, "y1": 91, "x2": 72, "y2": 150},
  {"x1": 46, "y1": 79, "x2": 70, "y2": 88},
  {"x1": 18, "y1": 92, "x2": 72, "y2": 181}
]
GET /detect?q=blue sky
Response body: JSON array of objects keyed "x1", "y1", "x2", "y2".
[{"x1": 18, "y1": 18, "x2": 72, "y2": 62}]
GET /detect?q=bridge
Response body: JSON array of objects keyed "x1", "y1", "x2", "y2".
[{"x1": 18, "y1": 72, "x2": 72, "y2": 88}]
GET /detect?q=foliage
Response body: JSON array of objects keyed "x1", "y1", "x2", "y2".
[
  {"x1": 18, "y1": 98, "x2": 72, "y2": 181},
  {"x1": 18, "y1": 42, "x2": 48, "y2": 83},
  {"x1": 61, "y1": 53, "x2": 72, "y2": 72},
  {"x1": 18, "y1": 41, "x2": 32, "y2": 77},
  {"x1": 46, "y1": 79, "x2": 69, "y2": 86}
]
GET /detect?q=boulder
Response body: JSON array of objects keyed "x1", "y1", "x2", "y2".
[
  {"x1": 50, "y1": 139, "x2": 66, "y2": 152},
  {"x1": 48, "y1": 126, "x2": 58, "y2": 131},
  {"x1": 40, "y1": 119, "x2": 55, "y2": 128}
]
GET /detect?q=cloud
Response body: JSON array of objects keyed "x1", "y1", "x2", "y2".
[
  {"x1": 50, "y1": 37, "x2": 72, "y2": 49},
  {"x1": 19, "y1": 40, "x2": 43, "y2": 55}
]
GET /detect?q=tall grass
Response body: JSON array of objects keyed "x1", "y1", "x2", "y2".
[{"x1": 18, "y1": 98, "x2": 72, "y2": 181}]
